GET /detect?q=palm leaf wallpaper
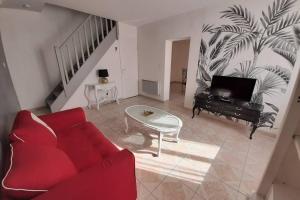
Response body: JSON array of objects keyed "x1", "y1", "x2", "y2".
[{"x1": 196, "y1": 0, "x2": 300, "y2": 128}]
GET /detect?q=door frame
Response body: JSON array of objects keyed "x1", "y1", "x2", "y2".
[{"x1": 163, "y1": 37, "x2": 191, "y2": 101}]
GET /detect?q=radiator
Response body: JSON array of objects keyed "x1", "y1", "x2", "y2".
[{"x1": 142, "y1": 80, "x2": 159, "y2": 96}]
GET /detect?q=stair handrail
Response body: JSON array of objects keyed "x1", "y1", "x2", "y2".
[
  {"x1": 57, "y1": 15, "x2": 92, "y2": 48},
  {"x1": 53, "y1": 14, "x2": 115, "y2": 98}
]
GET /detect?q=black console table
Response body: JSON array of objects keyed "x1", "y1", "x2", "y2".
[{"x1": 192, "y1": 93, "x2": 263, "y2": 139}]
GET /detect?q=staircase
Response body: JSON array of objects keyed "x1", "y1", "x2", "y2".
[{"x1": 46, "y1": 15, "x2": 117, "y2": 112}]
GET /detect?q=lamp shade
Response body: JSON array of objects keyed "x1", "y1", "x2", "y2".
[{"x1": 97, "y1": 69, "x2": 109, "y2": 77}]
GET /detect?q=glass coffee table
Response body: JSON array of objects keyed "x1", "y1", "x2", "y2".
[{"x1": 124, "y1": 105, "x2": 183, "y2": 157}]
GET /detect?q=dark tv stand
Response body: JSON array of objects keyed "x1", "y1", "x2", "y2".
[{"x1": 192, "y1": 93, "x2": 264, "y2": 139}]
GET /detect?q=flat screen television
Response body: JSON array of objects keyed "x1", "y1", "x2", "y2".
[{"x1": 210, "y1": 75, "x2": 256, "y2": 102}]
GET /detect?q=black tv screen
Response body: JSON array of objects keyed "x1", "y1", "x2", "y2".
[{"x1": 211, "y1": 75, "x2": 256, "y2": 102}]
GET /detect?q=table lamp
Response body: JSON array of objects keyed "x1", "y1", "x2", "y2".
[{"x1": 98, "y1": 69, "x2": 109, "y2": 84}]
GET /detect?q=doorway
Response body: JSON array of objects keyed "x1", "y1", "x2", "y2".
[{"x1": 166, "y1": 39, "x2": 190, "y2": 106}]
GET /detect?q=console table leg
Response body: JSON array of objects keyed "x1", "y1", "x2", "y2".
[
  {"x1": 175, "y1": 128, "x2": 181, "y2": 143},
  {"x1": 197, "y1": 108, "x2": 201, "y2": 115},
  {"x1": 192, "y1": 106, "x2": 197, "y2": 118},
  {"x1": 250, "y1": 124, "x2": 258, "y2": 139}
]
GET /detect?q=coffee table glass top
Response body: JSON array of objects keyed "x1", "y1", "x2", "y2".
[{"x1": 125, "y1": 105, "x2": 182, "y2": 132}]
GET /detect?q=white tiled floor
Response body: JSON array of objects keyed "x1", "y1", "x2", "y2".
[{"x1": 83, "y1": 83, "x2": 275, "y2": 200}]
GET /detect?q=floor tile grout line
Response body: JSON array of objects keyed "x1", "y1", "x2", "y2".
[{"x1": 237, "y1": 137, "x2": 253, "y2": 197}]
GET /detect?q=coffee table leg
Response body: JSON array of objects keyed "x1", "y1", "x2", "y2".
[
  {"x1": 124, "y1": 116, "x2": 128, "y2": 133},
  {"x1": 157, "y1": 132, "x2": 163, "y2": 157},
  {"x1": 175, "y1": 128, "x2": 181, "y2": 143}
]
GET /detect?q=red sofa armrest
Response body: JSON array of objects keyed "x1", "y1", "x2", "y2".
[
  {"x1": 32, "y1": 149, "x2": 137, "y2": 200},
  {"x1": 39, "y1": 108, "x2": 86, "y2": 132}
]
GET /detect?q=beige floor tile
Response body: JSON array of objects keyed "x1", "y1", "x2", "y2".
[
  {"x1": 79, "y1": 83, "x2": 276, "y2": 200},
  {"x1": 152, "y1": 175, "x2": 196, "y2": 200}
]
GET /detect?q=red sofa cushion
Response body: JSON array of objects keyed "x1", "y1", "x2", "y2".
[
  {"x1": 2, "y1": 143, "x2": 77, "y2": 199},
  {"x1": 10, "y1": 111, "x2": 57, "y2": 146},
  {"x1": 56, "y1": 122, "x2": 119, "y2": 171},
  {"x1": 38, "y1": 108, "x2": 87, "y2": 133},
  {"x1": 32, "y1": 150, "x2": 137, "y2": 200}
]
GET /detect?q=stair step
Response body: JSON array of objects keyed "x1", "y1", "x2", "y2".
[{"x1": 53, "y1": 89, "x2": 62, "y2": 97}]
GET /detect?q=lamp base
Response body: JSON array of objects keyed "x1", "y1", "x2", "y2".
[{"x1": 99, "y1": 77, "x2": 108, "y2": 84}]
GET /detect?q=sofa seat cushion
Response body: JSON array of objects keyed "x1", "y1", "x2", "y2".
[
  {"x1": 32, "y1": 150, "x2": 137, "y2": 200},
  {"x1": 2, "y1": 143, "x2": 77, "y2": 199},
  {"x1": 56, "y1": 122, "x2": 119, "y2": 171},
  {"x1": 10, "y1": 111, "x2": 57, "y2": 146}
]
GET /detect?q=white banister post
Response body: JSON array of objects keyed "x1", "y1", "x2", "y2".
[
  {"x1": 84, "y1": 23, "x2": 90, "y2": 56},
  {"x1": 89, "y1": 17, "x2": 95, "y2": 51},
  {"x1": 54, "y1": 46, "x2": 68, "y2": 96},
  {"x1": 94, "y1": 16, "x2": 100, "y2": 45},
  {"x1": 66, "y1": 44, "x2": 74, "y2": 76},
  {"x1": 72, "y1": 36, "x2": 80, "y2": 71},
  {"x1": 100, "y1": 17, "x2": 105, "y2": 40},
  {"x1": 78, "y1": 30, "x2": 85, "y2": 63}
]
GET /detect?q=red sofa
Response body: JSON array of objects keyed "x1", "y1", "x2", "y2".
[{"x1": 1, "y1": 108, "x2": 137, "y2": 200}]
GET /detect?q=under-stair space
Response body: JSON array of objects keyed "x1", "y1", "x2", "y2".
[
  {"x1": 266, "y1": 134, "x2": 300, "y2": 200},
  {"x1": 45, "y1": 15, "x2": 117, "y2": 112}
]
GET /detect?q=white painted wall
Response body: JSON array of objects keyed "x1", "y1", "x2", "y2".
[
  {"x1": 137, "y1": 0, "x2": 300, "y2": 131},
  {"x1": 138, "y1": 9, "x2": 204, "y2": 103},
  {"x1": 0, "y1": 5, "x2": 87, "y2": 109},
  {"x1": 62, "y1": 22, "x2": 139, "y2": 109}
]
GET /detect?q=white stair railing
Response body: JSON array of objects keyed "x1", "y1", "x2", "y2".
[{"x1": 54, "y1": 15, "x2": 115, "y2": 96}]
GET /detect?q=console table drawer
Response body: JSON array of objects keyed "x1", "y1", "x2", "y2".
[{"x1": 222, "y1": 110, "x2": 259, "y2": 122}]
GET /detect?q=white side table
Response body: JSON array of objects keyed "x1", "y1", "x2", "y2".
[{"x1": 84, "y1": 82, "x2": 119, "y2": 110}]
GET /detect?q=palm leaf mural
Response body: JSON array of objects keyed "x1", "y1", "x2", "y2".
[
  {"x1": 214, "y1": 63, "x2": 228, "y2": 76},
  {"x1": 272, "y1": 48, "x2": 296, "y2": 66},
  {"x1": 294, "y1": 26, "x2": 300, "y2": 46},
  {"x1": 224, "y1": 32, "x2": 258, "y2": 58},
  {"x1": 210, "y1": 25, "x2": 247, "y2": 34},
  {"x1": 200, "y1": 39, "x2": 208, "y2": 56},
  {"x1": 195, "y1": 0, "x2": 300, "y2": 130},
  {"x1": 265, "y1": 102, "x2": 280, "y2": 112},
  {"x1": 198, "y1": 64, "x2": 211, "y2": 81},
  {"x1": 267, "y1": 12, "x2": 300, "y2": 36},
  {"x1": 210, "y1": 35, "x2": 231, "y2": 59},
  {"x1": 262, "y1": 65, "x2": 291, "y2": 84},
  {"x1": 196, "y1": 79, "x2": 209, "y2": 94},
  {"x1": 268, "y1": 30, "x2": 298, "y2": 50},
  {"x1": 229, "y1": 60, "x2": 261, "y2": 78},
  {"x1": 251, "y1": 92, "x2": 264, "y2": 104},
  {"x1": 258, "y1": 112, "x2": 277, "y2": 128},
  {"x1": 256, "y1": 72, "x2": 286, "y2": 96},
  {"x1": 221, "y1": 5, "x2": 258, "y2": 31},
  {"x1": 260, "y1": 0, "x2": 296, "y2": 28},
  {"x1": 209, "y1": 58, "x2": 227, "y2": 71},
  {"x1": 202, "y1": 24, "x2": 214, "y2": 33},
  {"x1": 209, "y1": 30, "x2": 222, "y2": 46}
]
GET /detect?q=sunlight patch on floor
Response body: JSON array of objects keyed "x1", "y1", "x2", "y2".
[{"x1": 135, "y1": 140, "x2": 220, "y2": 184}]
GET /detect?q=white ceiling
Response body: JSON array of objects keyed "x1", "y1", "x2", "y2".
[{"x1": 46, "y1": 0, "x2": 218, "y2": 26}]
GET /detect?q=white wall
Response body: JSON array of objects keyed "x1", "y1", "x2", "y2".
[
  {"x1": 171, "y1": 39, "x2": 190, "y2": 83},
  {"x1": 138, "y1": 10, "x2": 202, "y2": 102},
  {"x1": 0, "y1": 5, "x2": 87, "y2": 109},
  {"x1": 137, "y1": 0, "x2": 300, "y2": 131}
]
